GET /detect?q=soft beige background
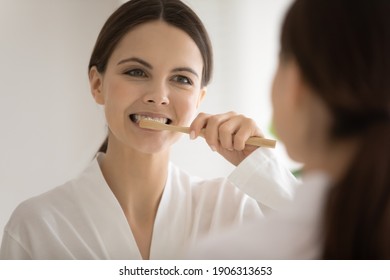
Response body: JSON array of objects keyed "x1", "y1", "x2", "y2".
[{"x1": 0, "y1": 0, "x2": 296, "y2": 242}]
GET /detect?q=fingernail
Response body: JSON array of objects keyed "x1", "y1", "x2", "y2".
[
  {"x1": 210, "y1": 145, "x2": 217, "y2": 152},
  {"x1": 190, "y1": 131, "x2": 196, "y2": 140}
]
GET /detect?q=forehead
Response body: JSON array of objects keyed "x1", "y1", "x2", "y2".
[{"x1": 108, "y1": 20, "x2": 203, "y2": 71}]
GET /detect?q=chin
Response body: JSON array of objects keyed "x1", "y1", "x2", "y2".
[
  {"x1": 136, "y1": 138, "x2": 175, "y2": 155},
  {"x1": 284, "y1": 146, "x2": 305, "y2": 164}
]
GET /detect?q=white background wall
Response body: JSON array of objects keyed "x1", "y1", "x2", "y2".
[{"x1": 0, "y1": 0, "x2": 295, "y2": 242}]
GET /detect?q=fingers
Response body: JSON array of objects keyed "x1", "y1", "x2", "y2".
[
  {"x1": 189, "y1": 112, "x2": 210, "y2": 139},
  {"x1": 202, "y1": 112, "x2": 236, "y2": 151},
  {"x1": 190, "y1": 112, "x2": 263, "y2": 151}
]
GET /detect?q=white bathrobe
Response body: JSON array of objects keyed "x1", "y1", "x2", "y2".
[
  {"x1": 187, "y1": 171, "x2": 330, "y2": 259},
  {"x1": 0, "y1": 149, "x2": 296, "y2": 259}
]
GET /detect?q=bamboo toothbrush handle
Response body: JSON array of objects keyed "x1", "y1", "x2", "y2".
[
  {"x1": 244, "y1": 137, "x2": 276, "y2": 148},
  {"x1": 139, "y1": 119, "x2": 276, "y2": 148},
  {"x1": 194, "y1": 130, "x2": 276, "y2": 148}
]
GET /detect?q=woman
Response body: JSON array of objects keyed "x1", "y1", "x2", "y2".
[
  {"x1": 0, "y1": 0, "x2": 295, "y2": 259},
  {"x1": 189, "y1": 0, "x2": 390, "y2": 259}
]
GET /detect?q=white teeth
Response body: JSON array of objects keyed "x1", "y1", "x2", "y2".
[{"x1": 132, "y1": 114, "x2": 168, "y2": 124}]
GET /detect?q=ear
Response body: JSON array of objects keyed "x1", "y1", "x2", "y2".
[
  {"x1": 89, "y1": 66, "x2": 105, "y2": 105},
  {"x1": 196, "y1": 87, "x2": 207, "y2": 109}
]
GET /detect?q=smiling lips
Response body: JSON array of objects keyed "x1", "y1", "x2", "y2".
[{"x1": 129, "y1": 114, "x2": 172, "y2": 125}]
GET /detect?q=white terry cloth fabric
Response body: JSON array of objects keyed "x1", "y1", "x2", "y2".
[
  {"x1": 0, "y1": 149, "x2": 297, "y2": 259},
  {"x1": 187, "y1": 171, "x2": 330, "y2": 259}
]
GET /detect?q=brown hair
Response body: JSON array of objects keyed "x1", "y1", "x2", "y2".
[
  {"x1": 89, "y1": 0, "x2": 213, "y2": 153},
  {"x1": 281, "y1": 0, "x2": 390, "y2": 258}
]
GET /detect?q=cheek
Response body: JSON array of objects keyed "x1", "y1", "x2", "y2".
[
  {"x1": 272, "y1": 90, "x2": 304, "y2": 162},
  {"x1": 271, "y1": 75, "x2": 297, "y2": 153},
  {"x1": 271, "y1": 72, "x2": 286, "y2": 138},
  {"x1": 103, "y1": 82, "x2": 137, "y2": 125},
  {"x1": 271, "y1": 64, "x2": 297, "y2": 142},
  {"x1": 174, "y1": 92, "x2": 201, "y2": 125},
  {"x1": 106, "y1": 77, "x2": 143, "y2": 105},
  {"x1": 272, "y1": 101, "x2": 287, "y2": 142}
]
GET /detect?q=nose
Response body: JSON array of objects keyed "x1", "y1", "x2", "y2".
[{"x1": 143, "y1": 82, "x2": 170, "y2": 105}]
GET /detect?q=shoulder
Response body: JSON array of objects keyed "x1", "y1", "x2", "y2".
[
  {"x1": 5, "y1": 180, "x2": 78, "y2": 232},
  {"x1": 4, "y1": 159, "x2": 101, "y2": 233}
]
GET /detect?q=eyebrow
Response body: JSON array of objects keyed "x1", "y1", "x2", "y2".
[
  {"x1": 172, "y1": 67, "x2": 199, "y2": 78},
  {"x1": 117, "y1": 57, "x2": 153, "y2": 69},
  {"x1": 117, "y1": 57, "x2": 199, "y2": 78}
]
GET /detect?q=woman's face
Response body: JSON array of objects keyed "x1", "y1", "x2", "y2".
[{"x1": 90, "y1": 21, "x2": 206, "y2": 154}]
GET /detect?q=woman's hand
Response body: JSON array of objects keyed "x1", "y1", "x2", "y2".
[{"x1": 189, "y1": 112, "x2": 263, "y2": 166}]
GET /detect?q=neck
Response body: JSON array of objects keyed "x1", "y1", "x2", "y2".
[
  {"x1": 99, "y1": 142, "x2": 170, "y2": 222},
  {"x1": 98, "y1": 134, "x2": 171, "y2": 259}
]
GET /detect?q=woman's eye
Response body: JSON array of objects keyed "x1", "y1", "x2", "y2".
[
  {"x1": 124, "y1": 69, "x2": 146, "y2": 77},
  {"x1": 172, "y1": 75, "x2": 192, "y2": 85}
]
